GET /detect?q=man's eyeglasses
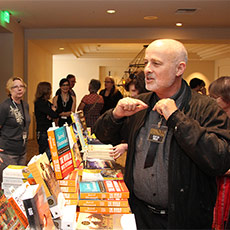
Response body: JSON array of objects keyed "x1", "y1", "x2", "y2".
[
  {"x1": 11, "y1": 85, "x2": 25, "y2": 89},
  {"x1": 62, "y1": 84, "x2": 70, "y2": 87},
  {"x1": 104, "y1": 81, "x2": 112, "y2": 83}
]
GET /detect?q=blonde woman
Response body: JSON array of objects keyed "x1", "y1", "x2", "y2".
[
  {"x1": 99, "y1": 76, "x2": 123, "y2": 114},
  {"x1": 0, "y1": 77, "x2": 31, "y2": 184}
]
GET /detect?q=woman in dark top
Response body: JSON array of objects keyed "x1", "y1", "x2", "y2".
[
  {"x1": 0, "y1": 77, "x2": 31, "y2": 184},
  {"x1": 34, "y1": 82, "x2": 58, "y2": 160},
  {"x1": 99, "y1": 76, "x2": 123, "y2": 114},
  {"x1": 52, "y1": 78, "x2": 76, "y2": 126}
]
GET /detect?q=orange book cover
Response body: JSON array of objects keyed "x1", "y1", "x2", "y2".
[
  {"x1": 79, "y1": 180, "x2": 129, "y2": 199},
  {"x1": 63, "y1": 192, "x2": 78, "y2": 199},
  {"x1": 79, "y1": 206, "x2": 131, "y2": 214},
  {"x1": 64, "y1": 199, "x2": 78, "y2": 205},
  {"x1": 60, "y1": 186, "x2": 78, "y2": 193},
  {"x1": 47, "y1": 128, "x2": 62, "y2": 179},
  {"x1": 48, "y1": 126, "x2": 74, "y2": 179},
  {"x1": 78, "y1": 198, "x2": 129, "y2": 207},
  {"x1": 57, "y1": 169, "x2": 78, "y2": 187}
]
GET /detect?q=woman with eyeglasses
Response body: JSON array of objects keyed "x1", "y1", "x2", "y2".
[
  {"x1": 0, "y1": 77, "x2": 31, "y2": 185},
  {"x1": 99, "y1": 76, "x2": 123, "y2": 115},
  {"x1": 52, "y1": 78, "x2": 76, "y2": 126}
]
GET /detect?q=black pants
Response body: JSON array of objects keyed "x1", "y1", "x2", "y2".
[
  {"x1": 36, "y1": 131, "x2": 51, "y2": 161},
  {"x1": 129, "y1": 195, "x2": 168, "y2": 230}
]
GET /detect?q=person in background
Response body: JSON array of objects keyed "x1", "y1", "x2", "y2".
[
  {"x1": 99, "y1": 76, "x2": 123, "y2": 114},
  {"x1": 0, "y1": 77, "x2": 31, "y2": 184},
  {"x1": 56, "y1": 74, "x2": 76, "y2": 97},
  {"x1": 34, "y1": 82, "x2": 59, "y2": 161},
  {"x1": 209, "y1": 76, "x2": 230, "y2": 230},
  {"x1": 94, "y1": 39, "x2": 230, "y2": 229},
  {"x1": 77, "y1": 79, "x2": 104, "y2": 128},
  {"x1": 125, "y1": 70, "x2": 149, "y2": 97},
  {"x1": 189, "y1": 77, "x2": 207, "y2": 95},
  {"x1": 110, "y1": 71, "x2": 149, "y2": 160},
  {"x1": 53, "y1": 78, "x2": 76, "y2": 126}
]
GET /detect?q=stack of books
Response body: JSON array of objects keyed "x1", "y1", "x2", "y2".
[
  {"x1": 2, "y1": 165, "x2": 30, "y2": 198},
  {"x1": 58, "y1": 169, "x2": 79, "y2": 206},
  {"x1": 78, "y1": 179, "x2": 131, "y2": 214}
]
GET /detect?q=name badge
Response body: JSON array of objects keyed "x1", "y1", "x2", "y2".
[
  {"x1": 22, "y1": 131, "x2": 27, "y2": 146},
  {"x1": 148, "y1": 124, "x2": 168, "y2": 143}
]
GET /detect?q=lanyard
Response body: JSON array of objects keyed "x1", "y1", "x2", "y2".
[{"x1": 11, "y1": 98, "x2": 26, "y2": 128}]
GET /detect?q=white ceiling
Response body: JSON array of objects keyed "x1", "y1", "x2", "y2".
[{"x1": 1, "y1": 0, "x2": 230, "y2": 60}]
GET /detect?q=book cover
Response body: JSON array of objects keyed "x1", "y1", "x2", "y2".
[
  {"x1": 21, "y1": 184, "x2": 55, "y2": 230},
  {"x1": 79, "y1": 180, "x2": 129, "y2": 199},
  {"x1": 27, "y1": 153, "x2": 62, "y2": 206},
  {"x1": 0, "y1": 189, "x2": 26, "y2": 230},
  {"x1": 57, "y1": 169, "x2": 78, "y2": 187},
  {"x1": 79, "y1": 206, "x2": 131, "y2": 214},
  {"x1": 8, "y1": 182, "x2": 30, "y2": 228},
  {"x1": 78, "y1": 198, "x2": 129, "y2": 207},
  {"x1": 48, "y1": 126, "x2": 75, "y2": 179},
  {"x1": 76, "y1": 213, "x2": 137, "y2": 230},
  {"x1": 64, "y1": 199, "x2": 78, "y2": 205},
  {"x1": 82, "y1": 169, "x2": 123, "y2": 182},
  {"x1": 2, "y1": 165, "x2": 30, "y2": 179},
  {"x1": 71, "y1": 113, "x2": 88, "y2": 150},
  {"x1": 84, "y1": 159, "x2": 115, "y2": 170},
  {"x1": 65, "y1": 124, "x2": 83, "y2": 168},
  {"x1": 63, "y1": 192, "x2": 78, "y2": 199}
]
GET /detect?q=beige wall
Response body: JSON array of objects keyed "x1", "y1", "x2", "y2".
[
  {"x1": 28, "y1": 40, "x2": 52, "y2": 139},
  {"x1": 184, "y1": 60, "x2": 215, "y2": 91},
  {"x1": 53, "y1": 55, "x2": 130, "y2": 108},
  {"x1": 0, "y1": 12, "x2": 24, "y2": 102}
]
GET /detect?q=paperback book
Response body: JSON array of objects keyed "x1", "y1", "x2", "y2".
[
  {"x1": 0, "y1": 189, "x2": 26, "y2": 230},
  {"x1": 21, "y1": 184, "x2": 55, "y2": 230},
  {"x1": 79, "y1": 180, "x2": 129, "y2": 199},
  {"x1": 47, "y1": 125, "x2": 75, "y2": 179},
  {"x1": 76, "y1": 213, "x2": 137, "y2": 230}
]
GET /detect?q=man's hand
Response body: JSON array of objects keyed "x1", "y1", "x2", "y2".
[
  {"x1": 153, "y1": 98, "x2": 178, "y2": 120},
  {"x1": 110, "y1": 143, "x2": 128, "y2": 160},
  {"x1": 113, "y1": 97, "x2": 148, "y2": 119}
]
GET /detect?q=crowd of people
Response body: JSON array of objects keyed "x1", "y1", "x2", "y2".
[{"x1": 0, "y1": 38, "x2": 230, "y2": 229}]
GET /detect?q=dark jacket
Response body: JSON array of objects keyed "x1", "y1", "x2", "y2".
[
  {"x1": 34, "y1": 98, "x2": 58, "y2": 132},
  {"x1": 94, "y1": 86, "x2": 230, "y2": 229}
]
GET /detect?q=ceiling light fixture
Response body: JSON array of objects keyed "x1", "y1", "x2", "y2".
[
  {"x1": 59, "y1": 47, "x2": 64, "y2": 51},
  {"x1": 144, "y1": 16, "x2": 158, "y2": 20},
  {"x1": 107, "y1": 9, "x2": 116, "y2": 14},
  {"x1": 176, "y1": 22, "x2": 183, "y2": 27}
]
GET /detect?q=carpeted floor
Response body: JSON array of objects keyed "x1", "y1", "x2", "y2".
[{"x1": 26, "y1": 139, "x2": 39, "y2": 164}]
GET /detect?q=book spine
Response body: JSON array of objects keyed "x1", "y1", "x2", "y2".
[
  {"x1": 63, "y1": 192, "x2": 78, "y2": 199},
  {"x1": 78, "y1": 199, "x2": 129, "y2": 207},
  {"x1": 47, "y1": 129, "x2": 63, "y2": 179},
  {"x1": 80, "y1": 192, "x2": 129, "y2": 199},
  {"x1": 60, "y1": 186, "x2": 77, "y2": 193},
  {"x1": 8, "y1": 197, "x2": 29, "y2": 228},
  {"x1": 58, "y1": 179, "x2": 76, "y2": 187},
  {"x1": 64, "y1": 199, "x2": 78, "y2": 205},
  {"x1": 79, "y1": 206, "x2": 131, "y2": 214}
]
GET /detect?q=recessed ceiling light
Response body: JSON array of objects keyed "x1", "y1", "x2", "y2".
[
  {"x1": 144, "y1": 16, "x2": 158, "y2": 20},
  {"x1": 107, "y1": 9, "x2": 116, "y2": 14},
  {"x1": 59, "y1": 47, "x2": 64, "y2": 50},
  {"x1": 176, "y1": 22, "x2": 183, "y2": 27}
]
